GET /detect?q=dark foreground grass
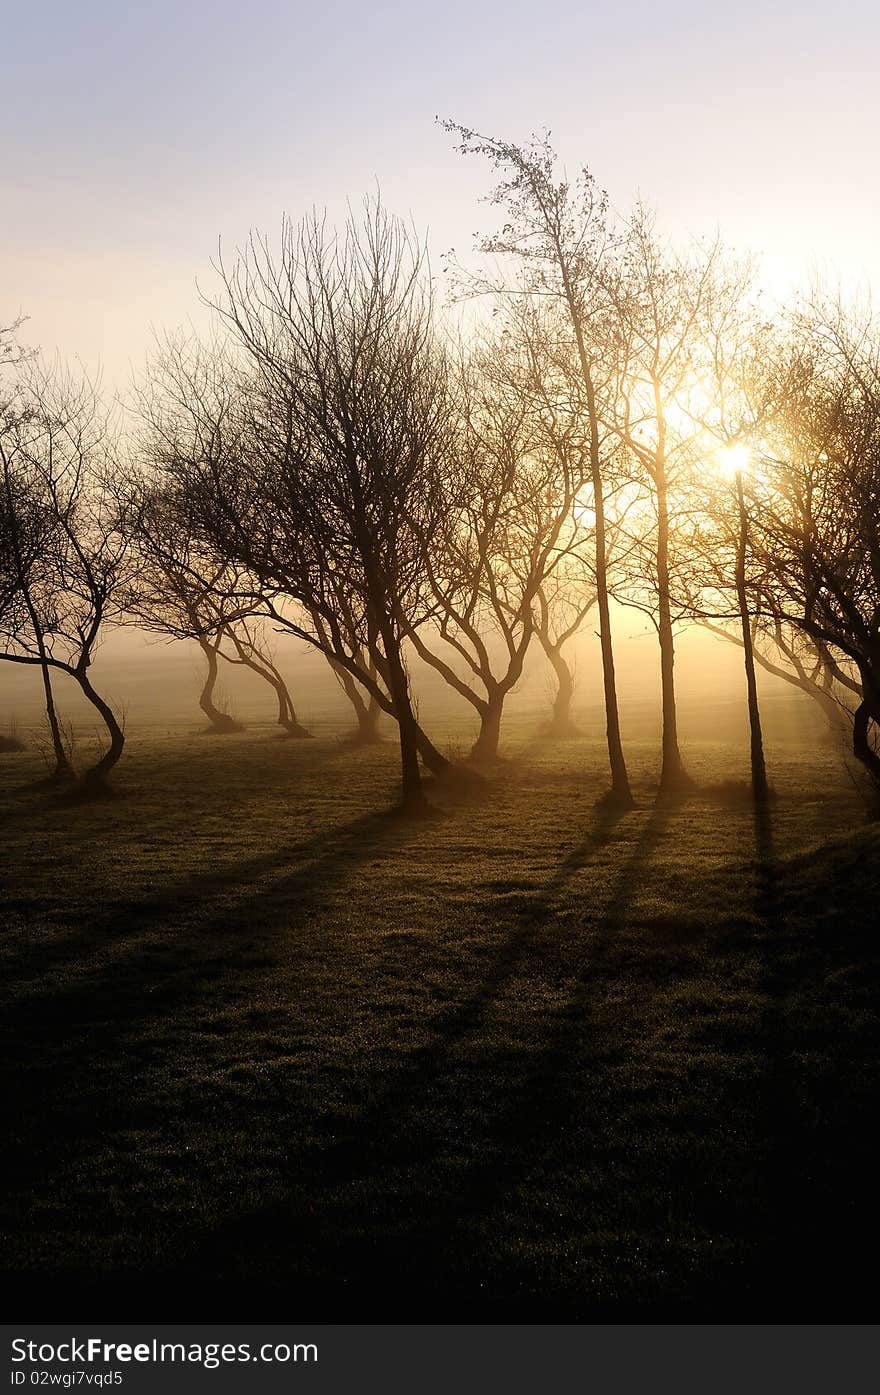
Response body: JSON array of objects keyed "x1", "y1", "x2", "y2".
[{"x1": 1, "y1": 724, "x2": 877, "y2": 1319}]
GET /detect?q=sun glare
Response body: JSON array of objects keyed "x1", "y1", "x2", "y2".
[{"x1": 717, "y1": 443, "x2": 752, "y2": 479}]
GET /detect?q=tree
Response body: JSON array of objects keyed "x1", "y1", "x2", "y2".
[
  {"x1": 306, "y1": 599, "x2": 383, "y2": 745},
  {"x1": 127, "y1": 484, "x2": 309, "y2": 737},
  {"x1": 443, "y1": 122, "x2": 634, "y2": 806},
  {"x1": 145, "y1": 207, "x2": 460, "y2": 812},
  {"x1": 605, "y1": 211, "x2": 738, "y2": 793},
  {"x1": 534, "y1": 453, "x2": 641, "y2": 739},
  {"x1": 216, "y1": 618, "x2": 311, "y2": 738},
  {"x1": 700, "y1": 617, "x2": 855, "y2": 742},
  {"x1": 0, "y1": 423, "x2": 75, "y2": 777},
  {"x1": 680, "y1": 283, "x2": 776, "y2": 802},
  {"x1": 747, "y1": 299, "x2": 880, "y2": 788},
  {"x1": 1, "y1": 319, "x2": 74, "y2": 776},
  {"x1": 0, "y1": 362, "x2": 129, "y2": 791},
  {"x1": 127, "y1": 495, "x2": 243, "y2": 732},
  {"x1": 406, "y1": 325, "x2": 586, "y2": 761},
  {"x1": 535, "y1": 568, "x2": 595, "y2": 737}
]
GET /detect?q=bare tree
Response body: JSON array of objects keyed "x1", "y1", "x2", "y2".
[
  {"x1": 747, "y1": 298, "x2": 880, "y2": 788},
  {"x1": 443, "y1": 122, "x2": 634, "y2": 805},
  {"x1": 680, "y1": 281, "x2": 777, "y2": 801},
  {"x1": 216, "y1": 618, "x2": 310, "y2": 738},
  {"x1": 306, "y1": 598, "x2": 384, "y2": 745},
  {"x1": 126, "y1": 484, "x2": 311, "y2": 737},
  {"x1": 1, "y1": 319, "x2": 74, "y2": 775},
  {"x1": 0, "y1": 362, "x2": 129, "y2": 791},
  {"x1": 144, "y1": 207, "x2": 460, "y2": 813},
  {"x1": 0, "y1": 425, "x2": 75, "y2": 777},
  {"x1": 534, "y1": 568, "x2": 595, "y2": 737},
  {"x1": 406, "y1": 327, "x2": 586, "y2": 761},
  {"x1": 605, "y1": 212, "x2": 740, "y2": 793},
  {"x1": 126, "y1": 498, "x2": 243, "y2": 732},
  {"x1": 700, "y1": 617, "x2": 855, "y2": 741}
]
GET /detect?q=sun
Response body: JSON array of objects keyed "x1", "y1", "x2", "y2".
[{"x1": 717, "y1": 443, "x2": 752, "y2": 479}]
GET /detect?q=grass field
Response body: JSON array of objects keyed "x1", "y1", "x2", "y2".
[{"x1": 1, "y1": 703, "x2": 878, "y2": 1319}]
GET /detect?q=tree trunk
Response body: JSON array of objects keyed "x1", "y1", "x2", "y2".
[
  {"x1": 39, "y1": 652, "x2": 74, "y2": 779},
  {"x1": 75, "y1": 668, "x2": 125, "y2": 791},
  {"x1": 329, "y1": 655, "x2": 383, "y2": 744},
  {"x1": 470, "y1": 694, "x2": 504, "y2": 762},
  {"x1": 223, "y1": 636, "x2": 310, "y2": 737},
  {"x1": 739, "y1": 606, "x2": 769, "y2": 802},
  {"x1": 544, "y1": 643, "x2": 577, "y2": 736},
  {"x1": 594, "y1": 554, "x2": 633, "y2": 803},
  {"x1": 853, "y1": 698, "x2": 880, "y2": 787},
  {"x1": 275, "y1": 683, "x2": 311, "y2": 737},
  {"x1": 356, "y1": 693, "x2": 382, "y2": 744},
  {"x1": 414, "y1": 723, "x2": 487, "y2": 794},
  {"x1": 564, "y1": 282, "x2": 633, "y2": 807},
  {"x1": 356, "y1": 636, "x2": 479, "y2": 787},
  {"x1": 813, "y1": 658, "x2": 851, "y2": 741},
  {"x1": 367, "y1": 641, "x2": 458, "y2": 784},
  {"x1": 815, "y1": 688, "x2": 850, "y2": 740},
  {"x1": 0, "y1": 453, "x2": 73, "y2": 779},
  {"x1": 378, "y1": 620, "x2": 428, "y2": 814},
  {"x1": 700, "y1": 621, "x2": 851, "y2": 744},
  {"x1": 656, "y1": 476, "x2": 688, "y2": 793},
  {"x1": 412, "y1": 725, "x2": 449, "y2": 775},
  {"x1": 198, "y1": 638, "x2": 241, "y2": 732},
  {"x1": 735, "y1": 473, "x2": 769, "y2": 802}
]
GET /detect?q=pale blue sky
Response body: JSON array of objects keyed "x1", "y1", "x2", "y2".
[{"x1": 4, "y1": 1, "x2": 878, "y2": 384}]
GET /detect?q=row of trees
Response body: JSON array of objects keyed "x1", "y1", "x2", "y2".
[{"x1": 2, "y1": 128, "x2": 878, "y2": 811}]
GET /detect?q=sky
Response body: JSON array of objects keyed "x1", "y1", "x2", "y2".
[{"x1": 3, "y1": 0, "x2": 879, "y2": 390}]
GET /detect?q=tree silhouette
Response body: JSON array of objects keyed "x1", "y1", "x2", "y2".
[
  {"x1": 0, "y1": 362, "x2": 129, "y2": 791},
  {"x1": 443, "y1": 121, "x2": 634, "y2": 806}
]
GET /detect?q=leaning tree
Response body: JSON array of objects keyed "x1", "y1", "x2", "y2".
[
  {"x1": 406, "y1": 323, "x2": 589, "y2": 761},
  {"x1": 0, "y1": 361, "x2": 130, "y2": 791},
  {"x1": 747, "y1": 299, "x2": 880, "y2": 788},
  {"x1": 127, "y1": 478, "x2": 310, "y2": 737},
  {"x1": 146, "y1": 205, "x2": 463, "y2": 812},
  {"x1": 0, "y1": 413, "x2": 75, "y2": 776},
  {"x1": 1, "y1": 317, "x2": 73, "y2": 774}
]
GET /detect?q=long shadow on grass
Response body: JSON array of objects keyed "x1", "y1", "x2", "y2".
[
  {"x1": 163, "y1": 799, "x2": 668, "y2": 1317},
  {"x1": 0, "y1": 740, "x2": 396, "y2": 990},
  {"x1": 165, "y1": 794, "x2": 878, "y2": 1321},
  {"x1": 0, "y1": 803, "x2": 438, "y2": 1205},
  {"x1": 750, "y1": 801, "x2": 878, "y2": 1317}
]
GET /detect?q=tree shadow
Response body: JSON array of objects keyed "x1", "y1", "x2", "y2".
[
  {"x1": 752, "y1": 797, "x2": 776, "y2": 920},
  {"x1": 146, "y1": 799, "x2": 667, "y2": 1318},
  {"x1": 1, "y1": 804, "x2": 434, "y2": 1212},
  {"x1": 171, "y1": 788, "x2": 874, "y2": 1322},
  {"x1": 750, "y1": 801, "x2": 879, "y2": 1316},
  {"x1": 8, "y1": 770, "x2": 876, "y2": 1321}
]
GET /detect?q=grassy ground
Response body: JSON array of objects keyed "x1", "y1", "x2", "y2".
[{"x1": 1, "y1": 714, "x2": 877, "y2": 1319}]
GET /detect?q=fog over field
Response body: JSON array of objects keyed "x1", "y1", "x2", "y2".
[{"x1": 0, "y1": 616, "x2": 828, "y2": 751}]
